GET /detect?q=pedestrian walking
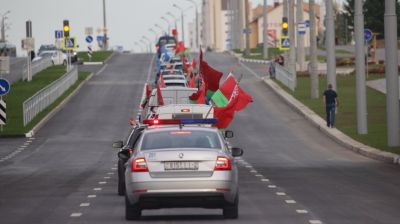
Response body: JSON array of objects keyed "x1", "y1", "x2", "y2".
[{"x1": 323, "y1": 84, "x2": 339, "y2": 128}]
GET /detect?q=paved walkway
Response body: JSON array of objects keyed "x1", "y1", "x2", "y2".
[{"x1": 367, "y1": 78, "x2": 400, "y2": 98}]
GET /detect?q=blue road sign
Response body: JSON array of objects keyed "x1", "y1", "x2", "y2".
[
  {"x1": 86, "y1": 35, "x2": 93, "y2": 43},
  {"x1": 279, "y1": 36, "x2": 290, "y2": 51},
  {"x1": 97, "y1": 35, "x2": 104, "y2": 42},
  {"x1": 0, "y1": 78, "x2": 10, "y2": 96},
  {"x1": 305, "y1": 20, "x2": 310, "y2": 28},
  {"x1": 364, "y1": 28, "x2": 373, "y2": 42},
  {"x1": 55, "y1": 30, "x2": 63, "y2": 39}
]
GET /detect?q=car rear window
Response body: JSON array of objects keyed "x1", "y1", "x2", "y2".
[{"x1": 140, "y1": 130, "x2": 222, "y2": 150}]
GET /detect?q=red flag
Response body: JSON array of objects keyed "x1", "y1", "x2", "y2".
[
  {"x1": 235, "y1": 86, "x2": 253, "y2": 111},
  {"x1": 156, "y1": 85, "x2": 164, "y2": 106},
  {"x1": 219, "y1": 73, "x2": 237, "y2": 99},
  {"x1": 199, "y1": 47, "x2": 203, "y2": 62},
  {"x1": 200, "y1": 60, "x2": 223, "y2": 93},
  {"x1": 214, "y1": 95, "x2": 238, "y2": 129},
  {"x1": 191, "y1": 59, "x2": 197, "y2": 70},
  {"x1": 189, "y1": 74, "x2": 196, "y2": 88},
  {"x1": 145, "y1": 82, "x2": 151, "y2": 98},
  {"x1": 189, "y1": 81, "x2": 206, "y2": 104},
  {"x1": 159, "y1": 74, "x2": 166, "y2": 87},
  {"x1": 175, "y1": 41, "x2": 185, "y2": 54}
]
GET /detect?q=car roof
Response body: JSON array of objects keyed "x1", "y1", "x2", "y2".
[{"x1": 144, "y1": 125, "x2": 220, "y2": 134}]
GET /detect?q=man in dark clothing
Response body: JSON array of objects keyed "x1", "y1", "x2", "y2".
[{"x1": 323, "y1": 84, "x2": 339, "y2": 128}]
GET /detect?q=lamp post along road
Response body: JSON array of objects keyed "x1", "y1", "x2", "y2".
[
  {"x1": 102, "y1": 0, "x2": 108, "y2": 50},
  {"x1": 282, "y1": 0, "x2": 288, "y2": 68},
  {"x1": 296, "y1": 0, "x2": 305, "y2": 71},
  {"x1": 354, "y1": 0, "x2": 368, "y2": 134},
  {"x1": 288, "y1": 0, "x2": 296, "y2": 85},
  {"x1": 309, "y1": 0, "x2": 318, "y2": 99},
  {"x1": 326, "y1": 0, "x2": 336, "y2": 90},
  {"x1": 186, "y1": 0, "x2": 199, "y2": 50},
  {"x1": 161, "y1": 17, "x2": 171, "y2": 34},
  {"x1": 263, "y1": 0, "x2": 268, "y2": 60},
  {"x1": 173, "y1": 4, "x2": 185, "y2": 43},
  {"x1": 384, "y1": 0, "x2": 400, "y2": 146}
]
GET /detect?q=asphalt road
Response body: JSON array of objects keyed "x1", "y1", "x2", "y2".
[{"x1": 0, "y1": 52, "x2": 399, "y2": 224}]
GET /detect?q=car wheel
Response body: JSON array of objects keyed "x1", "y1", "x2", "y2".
[
  {"x1": 223, "y1": 194, "x2": 238, "y2": 219},
  {"x1": 125, "y1": 194, "x2": 141, "y2": 220},
  {"x1": 117, "y1": 159, "x2": 125, "y2": 196}
]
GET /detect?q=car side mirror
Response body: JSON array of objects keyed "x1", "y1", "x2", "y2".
[
  {"x1": 224, "y1": 130, "x2": 234, "y2": 138},
  {"x1": 112, "y1": 141, "x2": 123, "y2": 149},
  {"x1": 231, "y1": 147, "x2": 243, "y2": 157},
  {"x1": 117, "y1": 150, "x2": 130, "y2": 160}
]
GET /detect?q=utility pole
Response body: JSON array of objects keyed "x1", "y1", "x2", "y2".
[
  {"x1": 263, "y1": 0, "x2": 269, "y2": 60},
  {"x1": 244, "y1": 0, "x2": 250, "y2": 56},
  {"x1": 102, "y1": 0, "x2": 108, "y2": 50},
  {"x1": 326, "y1": 0, "x2": 336, "y2": 90},
  {"x1": 282, "y1": 0, "x2": 288, "y2": 67},
  {"x1": 296, "y1": 0, "x2": 305, "y2": 71},
  {"x1": 309, "y1": 0, "x2": 318, "y2": 99},
  {"x1": 288, "y1": 0, "x2": 296, "y2": 83},
  {"x1": 384, "y1": 0, "x2": 400, "y2": 146},
  {"x1": 354, "y1": 0, "x2": 368, "y2": 134}
]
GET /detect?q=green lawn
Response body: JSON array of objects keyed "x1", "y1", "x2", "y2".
[
  {"x1": 1, "y1": 66, "x2": 90, "y2": 135},
  {"x1": 77, "y1": 51, "x2": 113, "y2": 62},
  {"x1": 275, "y1": 74, "x2": 400, "y2": 154}
]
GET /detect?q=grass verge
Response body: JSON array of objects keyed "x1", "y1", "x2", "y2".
[
  {"x1": 1, "y1": 66, "x2": 90, "y2": 136},
  {"x1": 240, "y1": 47, "x2": 284, "y2": 60},
  {"x1": 274, "y1": 73, "x2": 400, "y2": 155},
  {"x1": 77, "y1": 51, "x2": 113, "y2": 62}
]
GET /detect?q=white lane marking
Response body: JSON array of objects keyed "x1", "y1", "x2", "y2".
[
  {"x1": 276, "y1": 192, "x2": 287, "y2": 196},
  {"x1": 250, "y1": 170, "x2": 257, "y2": 173},
  {"x1": 20, "y1": 145, "x2": 27, "y2": 148},
  {"x1": 87, "y1": 195, "x2": 96, "y2": 198},
  {"x1": 98, "y1": 181, "x2": 107, "y2": 185},
  {"x1": 29, "y1": 137, "x2": 35, "y2": 140},
  {"x1": 80, "y1": 203, "x2": 90, "y2": 207},
  {"x1": 296, "y1": 210, "x2": 309, "y2": 214},
  {"x1": 285, "y1": 200, "x2": 296, "y2": 204},
  {"x1": 93, "y1": 188, "x2": 102, "y2": 191},
  {"x1": 309, "y1": 220, "x2": 323, "y2": 224},
  {"x1": 245, "y1": 165, "x2": 252, "y2": 168},
  {"x1": 255, "y1": 174, "x2": 263, "y2": 177},
  {"x1": 107, "y1": 172, "x2": 114, "y2": 175},
  {"x1": 27, "y1": 140, "x2": 32, "y2": 143},
  {"x1": 70, "y1": 213, "x2": 82, "y2": 217},
  {"x1": 111, "y1": 167, "x2": 117, "y2": 170},
  {"x1": 104, "y1": 176, "x2": 110, "y2": 179},
  {"x1": 23, "y1": 142, "x2": 29, "y2": 146},
  {"x1": 268, "y1": 185, "x2": 277, "y2": 188},
  {"x1": 261, "y1": 179, "x2": 270, "y2": 182}
]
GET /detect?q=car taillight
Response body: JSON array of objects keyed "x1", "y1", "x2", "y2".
[
  {"x1": 214, "y1": 156, "x2": 231, "y2": 171},
  {"x1": 131, "y1": 157, "x2": 148, "y2": 172}
]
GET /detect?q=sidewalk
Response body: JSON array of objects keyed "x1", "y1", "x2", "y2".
[
  {"x1": 231, "y1": 51, "x2": 400, "y2": 165},
  {"x1": 367, "y1": 78, "x2": 400, "y2": 98}
]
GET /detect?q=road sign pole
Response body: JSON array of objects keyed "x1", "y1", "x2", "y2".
[
  {"x1": 263, "y1": 0, "x2": 268, "y2": 60},
  {"x1": 288, "y1": 0, "x2": 296, "y2": 86},
  {"x1": 296, "y1": 0, "x2": 305, "y2": 71},
  {"x1": 384, "y1": 0, "x2": 400, "y2": 146},
  {"x1": 355, "y1": 0, "x2": 368, "y2": 134}
]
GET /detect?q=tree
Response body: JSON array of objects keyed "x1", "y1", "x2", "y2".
[{"x1": 343, "y1": 0, "x2": 400, "y2": 39}]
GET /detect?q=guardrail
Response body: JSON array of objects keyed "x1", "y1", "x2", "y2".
[
  {"x1": 274, "y1": 63, "x2": 296, "y2": 91},
  {"x1": 23, "y1": 66, "x2": 78, "y2": 126},
  {"x1": 23, "y1": 57, "x2": 53, "y2": 80}
]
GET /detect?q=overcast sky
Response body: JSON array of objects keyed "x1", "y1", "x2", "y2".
[{"x1": 1, "y1": 0, "x2": 333, "y2": 56}]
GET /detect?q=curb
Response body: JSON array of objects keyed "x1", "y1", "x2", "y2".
[
  {"x1": 25, "y1": 72, "x2": 95, "y2": 138},
  {"x1": 226, "y1": 50, "x2": 269, "y2": 64},
  {"x1": 262, "y1": 77, "x2": 400, "y2": 165},
  {"x1": 229, "y1": 50, "x2": 400, "y2": 165},
  {"x1": 82, "y1": 51, "x2": 116, "y2": 65}
]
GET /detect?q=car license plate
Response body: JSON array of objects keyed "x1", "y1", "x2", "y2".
[{"x1": 164, "y1": 161, "x2": 199, "y2": 171}]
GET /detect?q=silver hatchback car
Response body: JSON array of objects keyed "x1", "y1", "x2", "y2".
[{"x1": 124, "y1": 121, "x2": 243, "y2": 220}]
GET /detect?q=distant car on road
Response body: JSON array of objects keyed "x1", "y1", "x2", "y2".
[
  {"x1": 119, "y1": 119, "x2": 243, "y2": 220},
  {"x1": 33, "y1": 50, "x2": 68, "y2": 65}
]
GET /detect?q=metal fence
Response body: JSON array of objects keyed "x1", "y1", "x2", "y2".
[
  {"x1": 23, "y1": 66, "x2": 78, "y2": 126},
  {"x1": 23, "y1": 57, "x2": 53, "y2": 80},
  {"x1": 274, "y1": 63, "x2": 296, "y2": 91}
]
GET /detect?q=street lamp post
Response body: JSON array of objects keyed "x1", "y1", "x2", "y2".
[
  {"x1": 161, "y1": 16, "x2": 172, "y2": 34},
  {"x1": 155, "y1": 24, "x2": 166, "y2": 35},
  {"x1": 142, "y1": 36, "x2": 152, "y2": 53},
  {"x1": 140, "y1": 39, "x2": 149, "y2": 53},
  {"x1": 102, "y1": 0, "x2": 108, "y2": 50},
  {"x1": 134, "y1": 41, "x2": 144, "y2": 53},
  {"x1": 1, "y1": 10, "x2": 11, "y2": 42},
  {"x1": 166, "y1": 12, "x2": 178, "y2": 31},
  {"x1": 173, "y1": 4, "x2": 185, "y2": 43},
  {"x1": 149, "y1": 28, "x2": 158, "y2": 42},
  {"x1": 186, "y1": 0, "x2": 199, "y2": 50}
]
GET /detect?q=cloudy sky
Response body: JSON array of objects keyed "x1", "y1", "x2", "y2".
[{"x1": 1, "y1": 0, "x2": 332, "y2": 56}]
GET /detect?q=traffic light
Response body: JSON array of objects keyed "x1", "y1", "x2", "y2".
[
  {"x1": 63, "y1": 20, "x2": 70, "y2": 37},
  {"x1": 282, "y1": 17, "x2": 288, "y2": 36}
]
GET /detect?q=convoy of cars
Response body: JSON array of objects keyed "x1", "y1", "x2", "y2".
[{"x1": 113, "y1": 35, "x2": 244, "y2": 220}]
